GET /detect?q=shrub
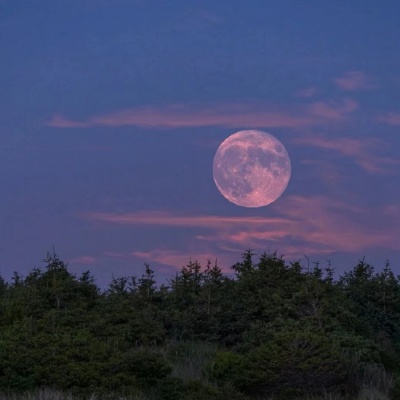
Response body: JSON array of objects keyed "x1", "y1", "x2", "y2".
[
  {"x1": 235, "y1": 328, "x2": 352, "y2": 398},
  {"x1": 208, "y1": 351, "x2": 243, "y2": 384},
  {"x1": 112, "y1": 348, "x2": 172, "y2": 389}
]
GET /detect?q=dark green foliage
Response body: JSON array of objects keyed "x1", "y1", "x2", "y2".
[
  {"x1": 113, "y1": 348, "x2": 171, "y2": 388},
  {"x1": 155, "y1": 376, "x2": 186, "y2": 400},
  {"x1": 0, "y1": 250, "x2": 399, "y2": 399},
  {"x1": 236, "y1": 328, "x2": 351, "y2": 397},
  {"x1": 208, "y1": 351, "x2": 243, "y2": 384}
]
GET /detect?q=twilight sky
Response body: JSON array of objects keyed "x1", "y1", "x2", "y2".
[{"x1": 1, "y1": 0, "x2": 400, "y2": 285}]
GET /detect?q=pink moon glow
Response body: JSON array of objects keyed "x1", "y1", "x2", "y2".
[{"x1": 213, "y1": 130, "x2": 291, "y2": 208}]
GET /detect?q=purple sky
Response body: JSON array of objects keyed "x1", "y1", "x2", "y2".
[{"x1": 2, "y1": 1, "x2": 400, "y2": 286}]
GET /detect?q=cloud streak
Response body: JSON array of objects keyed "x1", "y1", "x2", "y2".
[
  {"x1": 83, "y1": 195, "x2": 400, "y2": 268},
  {"x1": 86, "y1": 211, "x2": 289, "y2": 228},
  {"x1": 104, "y1": 249, "x2": 234, "y2": 273},
  {"x1": 68, "y1": 255, "x2": 96, "y2": 265},
  {"x1": 293, "y1": 135, "x2": 398, "y2": 174},
  {"x1": 377, "y1": 112, "x2": 400, "y2": 126},
  {"x1": 132, "y1": 250, "x2": 229, "y2": 271},
  {"x1": 307, "y1": 99, "x2": 358, "y2": 119},
  {"x1": 46, "y1": 99, "x2": 358, "y2": 129},
  {"x1": 334, "y1": 71, "x2": 376, "y2": 91}
]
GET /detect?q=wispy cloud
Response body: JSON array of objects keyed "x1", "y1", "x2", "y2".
[
  {"x1": 295, "y1": 87, "x2": 318, "y2": 98},
  {"x1": 334, "y1": 71, "x2": 376, "y2": 91},
  {"x1": 258, "y1": 196, "x2": 398, "y2": 254},
  {"x1": 86, "y1": 211, "x2": 289, "y2": 229},
  {"x1": 46, "y1": 104, "x2": 313, "y2": 129},
  {"x1": 68, "y1": 255, "x2": 96, "y2": 265},
  {"x1": 46, "y1": 99, "x2": 358, "y2": 130},
  {"x1": 300, "y1": 159, "x2": 341, "y2": 185},
  {"x1": 293, "y1": 135, "x2": 398, "y2": 174},
  {"x1": 103, "y1": 249, "x2": 233, "y2": 273},
  {"x1": 377, "y1": 112, "x2": 400, "y2": 126},
  {"x1": 132, "y1": 250, "x2": 229, "y2": 271},
  {"x1": 83, "y1": 195, "x2": 400, "y2": 268},
  {"x1": 307, "y1": 99, "x2": 358, "y2": 119}
]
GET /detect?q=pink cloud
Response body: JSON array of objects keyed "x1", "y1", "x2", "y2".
[
  {"x1": 69, "y1": 255, "x2": 96, "y2": 265},
  {"x1": 47, "y1": 103, "x2": 313, "y2": 129},
  {"x1": 308, "y1": 99, "x2": 358, "y2": 119},
  {"x1": 47, "y1": 114, "x2": 87, "y2": 128},
  {"x1": 103, "y1": 251, "x2": 127, "y2": 259},
  {"x1": 103, "y1": 249, "x2": 233, "y2": 273},
  {"x1": 383, "y1": 205, "x2": 400, "y2": 217},
  {"x1": 272, "y1": 196, "x2": 398, "y2": 253},
  {"x1": 85, "y1": 211, "x2": 289, "y2": 228},
  {"x1": 334, "y1": 71, "x2": 376, "y2": 91},
  {"x1": 46, "y1": 99, "x2": 358, "y2": 130},
  {"x1": 213, "y1": 196, "x2": 400, "y2": 258},
  {"x1": 377, "y1": 112, "x2": 400, "y2": 126},
  {"x1": 293, "y1": 135, "x2": 398, "y2": 174},
  {"x1": 132, "y1": 250, "x2": 233, "y2": 272},
  {"x1": 83, "y1": 196, "x2": 400, "y2": 268}
]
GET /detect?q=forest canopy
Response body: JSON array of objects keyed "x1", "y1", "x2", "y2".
[{"x1": 0, "y1": 251, "x2": 399, "y2": 400}]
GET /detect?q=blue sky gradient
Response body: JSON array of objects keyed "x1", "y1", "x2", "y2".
[{"x1": 1, "y1": 1, "x2": 400, "y2": 285}]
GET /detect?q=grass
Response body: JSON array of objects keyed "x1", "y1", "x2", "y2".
[
  {"x1": 0, "y1": 387, "x2": 392, "y2": 400},
  {"x1": 161, "y1": 340, "x2": 219, "y2": 384},
  {"x1": 0, "y1": 342, "x2": 394, "y2": 400},
  {"x1": 0, "y1": 388, "x2": 149, "y2": 400}
]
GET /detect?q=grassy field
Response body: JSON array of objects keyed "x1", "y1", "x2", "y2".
[
  {"x1": 0, "y1": 340, "x2": 392, "y2": 400},
  {"x1": 0, "y1": 387, "x2": 391, "y2": 400}
]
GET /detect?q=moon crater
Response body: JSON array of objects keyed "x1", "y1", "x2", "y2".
[{"x1": 213, "y1": 130, "x2": 291, "y2": 208}]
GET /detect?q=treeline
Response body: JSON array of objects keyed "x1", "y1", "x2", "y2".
[{"x1": 0, "y1": 251, "x2": 399, "y2": 399}]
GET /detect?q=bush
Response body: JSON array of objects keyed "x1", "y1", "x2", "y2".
[
  {"x1": 235, "y1": 328, "x2": 352, "y2": 398},
  {"x1": 208, "y1": 351, "x2": 243, "y2": 384},
  {"x1": 109, "y1": 348, "x2": 172, "y2": 390}
]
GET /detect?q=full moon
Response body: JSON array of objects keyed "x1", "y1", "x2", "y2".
[{"x1": 213, "y1": 130, "x2": 291, "y2": 208}]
